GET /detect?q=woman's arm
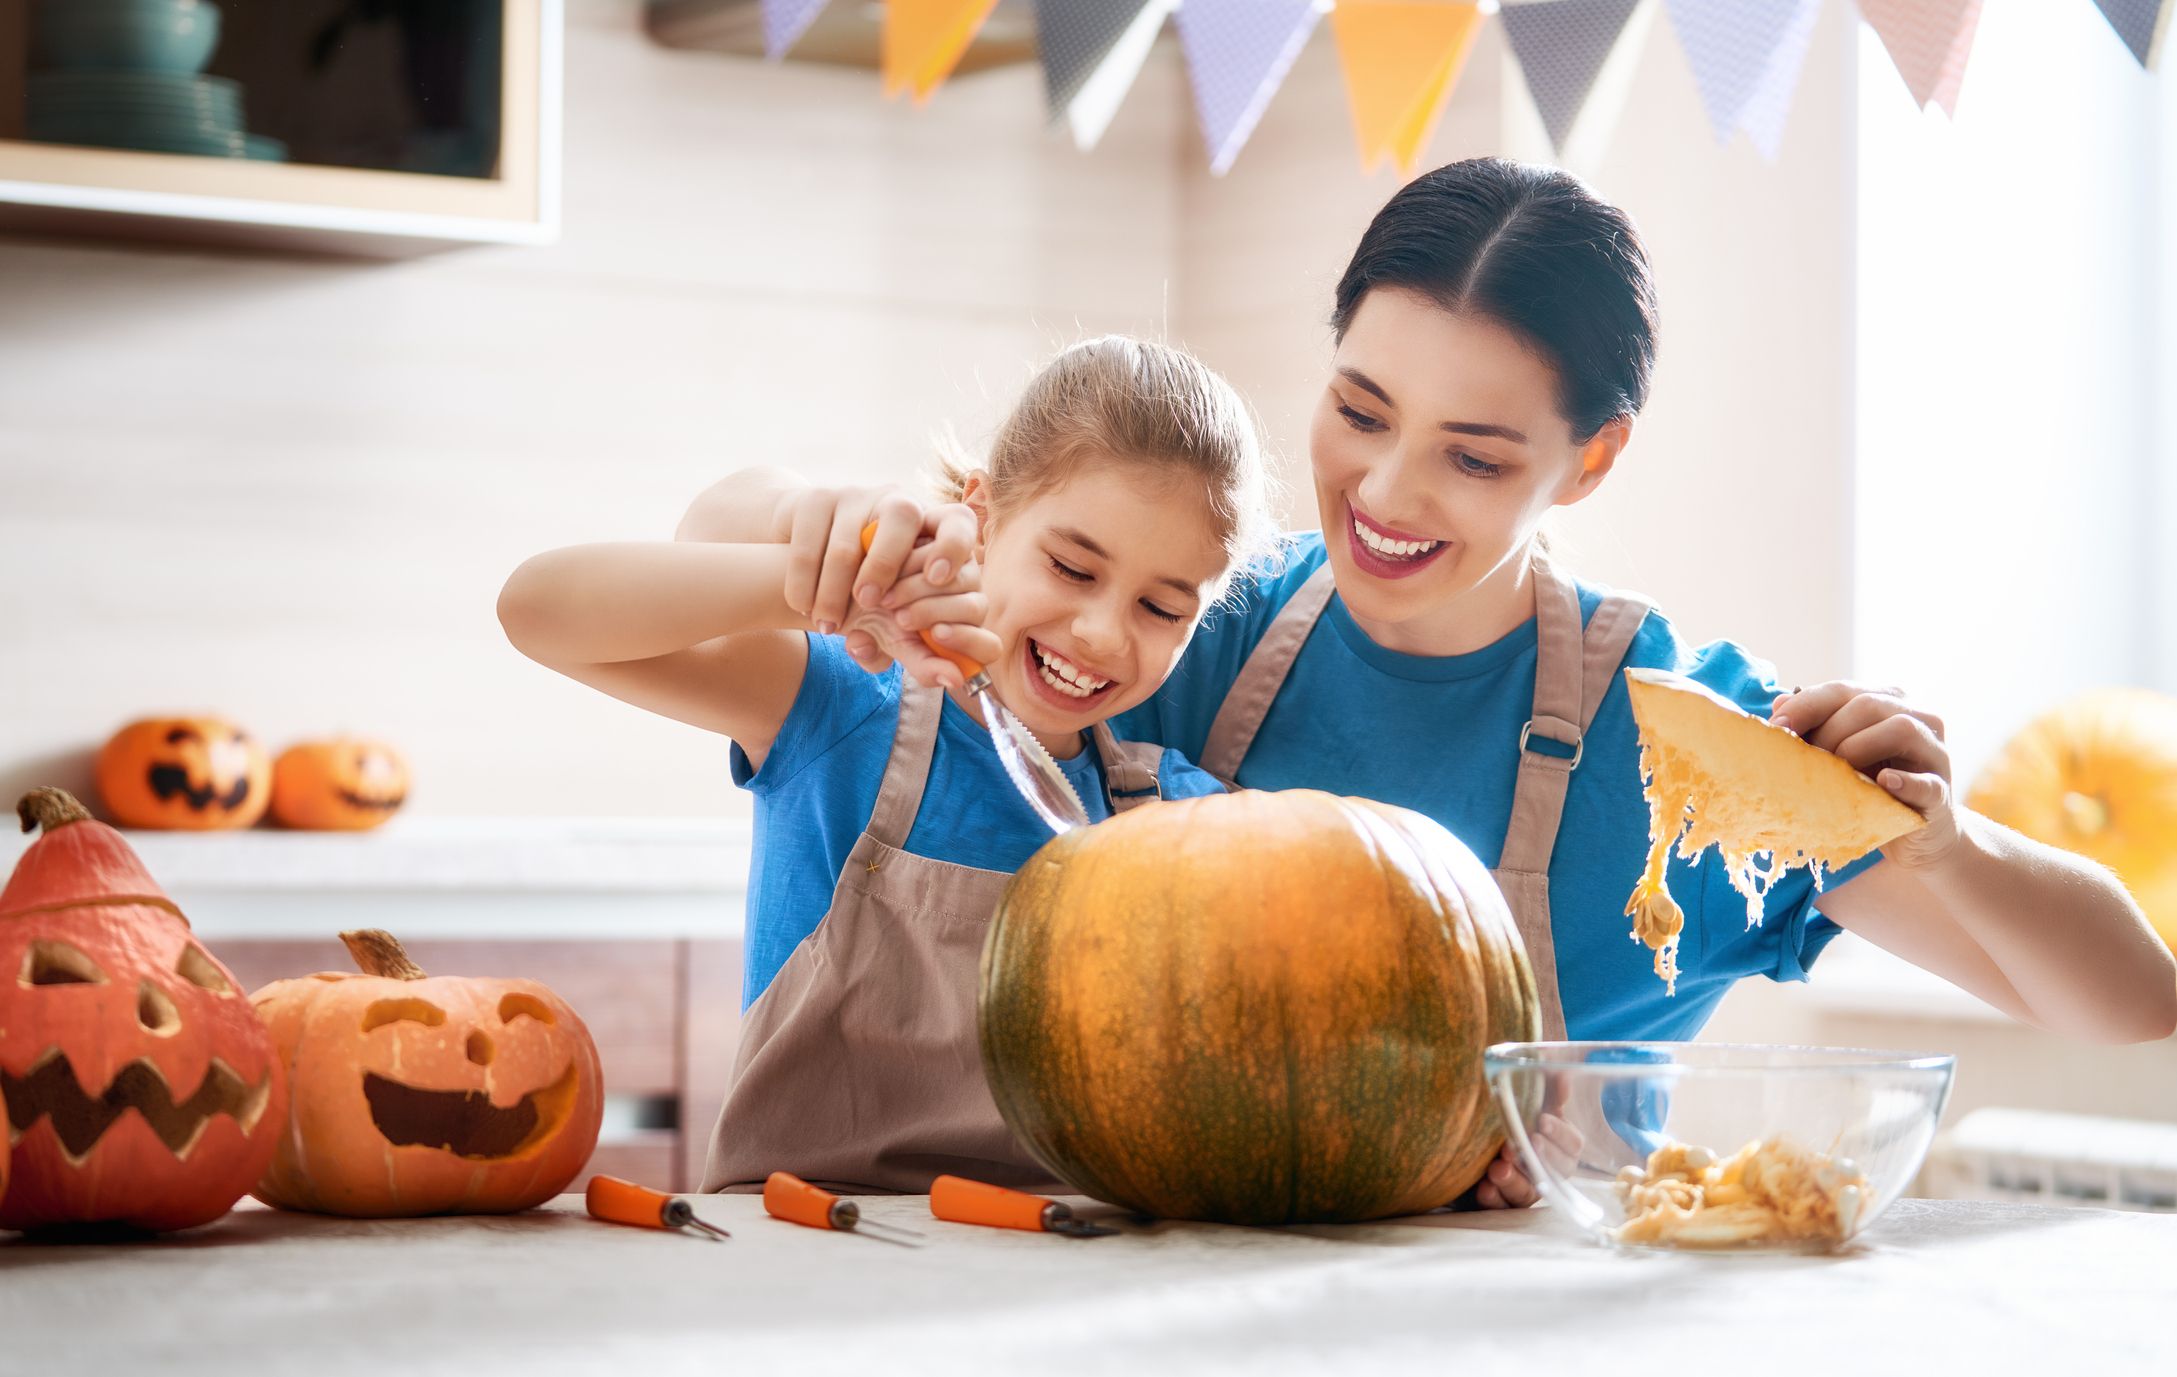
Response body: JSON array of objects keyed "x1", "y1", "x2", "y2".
[{"x1": 1783, "y1": 682, "x2": 2177, "y2": 1044}]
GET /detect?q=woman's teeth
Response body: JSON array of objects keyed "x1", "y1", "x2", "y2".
[
  {"x1": 1033, "y1": 642, "x2": 1110, "y2": 699},
  {"x1": 1353, "y1": 517, "x2": 1443, "y2": 560}
]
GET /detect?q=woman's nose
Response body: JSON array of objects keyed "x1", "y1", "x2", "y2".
[{"x1": 1355, "y1": 442, "x2": 1429, "y2": 526}]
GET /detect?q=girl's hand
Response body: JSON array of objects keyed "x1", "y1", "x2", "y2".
[
  {"x1": 777, "y1": 485, "x2": 977, "y2": 646},
  {"x1": 1772, "y1": 681, "x2": 1963, "y2": 870},
  {"x1": 839, "y1": 544, "x2": 1003, "y2": 691},
  {"x1": 1471, "y1": 1112, "x2": 1580, "y2": 1210}
]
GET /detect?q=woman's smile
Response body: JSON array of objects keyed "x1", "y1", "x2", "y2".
[{"x1": 1345, "y1": 500, "x2": 1452, "y2": 581}]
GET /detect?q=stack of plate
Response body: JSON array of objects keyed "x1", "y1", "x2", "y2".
[{"x1": 25, "y1": 0, "x2": 285, "y2": 161}]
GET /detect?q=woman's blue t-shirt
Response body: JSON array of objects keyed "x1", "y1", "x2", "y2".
[
  {"x1": 1111, "y1": 533, "x2": 1885, "y2": 1042},
  {"x1": 732, "y1": 632, "x2": 1224, "y2": 1010}
]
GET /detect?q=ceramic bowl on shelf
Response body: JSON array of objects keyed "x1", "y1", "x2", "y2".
[{"x1": 31, "y1": 0, "x2": 223, "y2": 76}]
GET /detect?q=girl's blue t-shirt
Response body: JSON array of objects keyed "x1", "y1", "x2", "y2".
[
  {"x1": 1111, "y1": 533, "x2": 1886, "y2": 1042},
  {"x1": 732, "y1": 632, "x2": 1224, "y2": 1010}
]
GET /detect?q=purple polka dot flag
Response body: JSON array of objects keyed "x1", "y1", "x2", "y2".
[
  {"x1": 2089, "y1": 0, "x2": 2172, "y2": 67},
  {"x1": 1664, "y1": 0, "x2": 1822, "y2": 159},
  {"x1": 762, "y1": 0, "x2": 829, "y2": 60},
  {"x1": 1856, "y1": 0, "x2": 1985, "y2": 116},
  {"x1": 1175, "y1": 0, "x2": 1325, "y2": 175},
  {"x1": 1499, "y1": 0, "x2": 1644, "y2": 153}
]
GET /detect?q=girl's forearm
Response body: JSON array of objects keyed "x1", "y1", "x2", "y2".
[
  {"x1": 674, "y1": 467, "x2": 804, "y2": 543},
  {"x1": 1916, "y1": 811, "x2": 2177, "y2": 1043},
  {"x1": 498, "y1": 542, "x2": 802, "y2": 666}
]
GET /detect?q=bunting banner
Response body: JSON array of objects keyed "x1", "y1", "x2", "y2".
[
  {"x1": 1330, "y1": 1, "x2": 1488, "y2": 177},
  {"x1": 762, "y1": 0, "x2": 828, "y2": 61},
  {"x1": 883, "y1": 0, "x2": 1001, "y2": 104},
  {"x1": 1856, "y1": 0, "x2": 1985, "y2": 115},
  {"x1": 1499, "y1": 0, "x2": 1644, "y2": 153},
  {"x1": 1175, "y1": 0, "x2": 1325, "y2": 176},
  {"x1": 1664, "y1": 0, "x2": 1821, "y2": 158},
  {"x1": 1036, "y1": 0, "x2": 1177, "y2": 151},
  {"x1": 2090, "y1": 0, "x2": 2173, "y2": 68}
]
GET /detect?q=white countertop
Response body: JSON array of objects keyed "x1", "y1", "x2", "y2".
[{"x1": 0, "y1": 1194, "x2": 2166, "y2": 1375}]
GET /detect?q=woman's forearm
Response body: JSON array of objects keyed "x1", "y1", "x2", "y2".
[
  {"x1": 1916, "y1": 811, "x2": 2177, "y2": 1043},
  {"x1": 674, "y1": 467, "x2": 805, "y2": 543},
  {"x1": 498, "y1": 542, "x2": 801, "y2": 667}
]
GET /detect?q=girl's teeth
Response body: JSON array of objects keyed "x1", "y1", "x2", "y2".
[
  {"x1": 1033, "y1": 643, "x2": 1109, "y2": 699},
  {"x1": 1353, "y1": 517, "x2": 1442, "y2": 560}
]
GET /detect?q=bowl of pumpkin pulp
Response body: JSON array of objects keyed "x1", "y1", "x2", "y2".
[{"x1": 1483, "y1": 1042, "x2": 1955, "y2": 1252}]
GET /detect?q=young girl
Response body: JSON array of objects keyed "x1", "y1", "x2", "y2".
[{"x1": 499, "y1": 336, "x2": 1275, "y2": 1194}]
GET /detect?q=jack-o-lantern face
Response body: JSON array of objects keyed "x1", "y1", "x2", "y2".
[
  {"x1": 270, "y1": 740, "x2": 410, "y2": 832},
  {"x1": 1, "y1": 789, "x2": 287, "y2": 1233},
  {"x1": 250, "y1": 931, "x2": 603, "y2": 1218},
  {"x1": 96, "y1": 717, "x2": 270, "y2": 831}
]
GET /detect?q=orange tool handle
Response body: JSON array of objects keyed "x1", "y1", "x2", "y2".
[
  {"x1": 930, "y1": 1174, "x2": 1058, "y2": 1232},
  {"x1": 857, "y1": 520, "x2": 983, "y2": 679},
  {"x1": 587, "y1": 1175, "x2": 677, "y2": 1230},
  {"x1": 764, "y1": 1171, "x2": 851, "y2": 1231}
]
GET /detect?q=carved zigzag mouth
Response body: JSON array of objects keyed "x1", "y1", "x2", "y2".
[
  {"x1": 336, "y1": 787, "x2": 407, "y2": 812},
  {"x1": 362, "y1": 1064, "x2": 578, "y2": 1159},
  {"x1": 3, "y1": 1051, "x2": 274, "y2": 1162}
]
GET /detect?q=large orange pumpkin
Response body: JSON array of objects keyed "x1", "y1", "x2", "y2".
[
  {"x1": 980, "y1": 790, "x2": 1539, "y2": 1225},
  {"x1": 1967, "y1": 687, "x2": 2177, "y2": 954},
  {"x1": 1, "y1": 788, "x2": 286, "y2": 1233},
  {"x1": 250, "y1": 930, "x2": 604, "y2": 1216},
  {"x1": 270, "y1": 739, "x2": 409, "y2": 831},
  {"x1": 96, "y1": 716, "x2": 270, "y2": 830}
]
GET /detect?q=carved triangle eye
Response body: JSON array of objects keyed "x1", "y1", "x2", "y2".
[
  {"x1": 22, "y1": 940, "x2": 105, "y2": 986},
  {"x1": 175, "y1": 945, "x2": 235, "y2": 994}
]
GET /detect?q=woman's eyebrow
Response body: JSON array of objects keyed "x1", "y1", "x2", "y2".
[
  {"x1": 1338, "y1": 366, "x2": 1396, "y2": 408},
  {"x1": 1341, "y1": 367, "x2": 1528, "y2": 445}
]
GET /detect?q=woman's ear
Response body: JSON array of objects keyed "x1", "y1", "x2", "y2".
[{"x1": 1560, "y1": 419, "x2": 1630, "y2": 505}]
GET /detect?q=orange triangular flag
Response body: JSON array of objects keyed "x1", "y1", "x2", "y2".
[
  {"x1": 883, "y1": 0, "x2": 1001, "y2": 104},
  {"x1": 1331, "y1": 1, "x2": 1487, "y2": 176}
]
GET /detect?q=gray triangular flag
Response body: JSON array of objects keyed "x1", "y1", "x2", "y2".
[
  {"x1": 1500, "y1": 0, "x2": 1643, "y2": 152},
  {"x1": 2090, "y1": 0, "x2": 2172, "y2": 67},
  {"x1": 1036, "y1": 0, "x2": 1157, "y2": 117}
]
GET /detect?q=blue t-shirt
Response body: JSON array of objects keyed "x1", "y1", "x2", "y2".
[
  {"x1": 732, "y1": 633, "x2": 1225, "y2": 1010},
  {"x1": 1112, "y1": 533, "x2": 1885, "y2": 1042}
]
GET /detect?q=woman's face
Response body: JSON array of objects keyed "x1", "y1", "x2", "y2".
[
  {"x1": 969, "y1": 461, "x2": 1230, "y2": 749},
  {"x1": 1310, "y1": 287, "x2": 1623, "y2": 653}
]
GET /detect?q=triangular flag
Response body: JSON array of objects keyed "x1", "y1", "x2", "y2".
[
  {"x1": 1330, "y1": 2, "x2": 1488, "y2": 177},
  {"x1": 1035, "y1": 0, "x2": 1176, "y2": 151},
  {"x1": 762, "y1": 0, "x2": 828, "y2": 60},
  {"x1": 1734, "y1": 0, "x2": 1821, "y2": 158},
  {"x1": 1856, "y1": 0, "x2": 1984, "y2": 115},
  {"x1": 883, "y1": 0, "x2": 1001, "y2": 104},
  {"x1": 1175, "y1": 0, "x2": 1324, "y2": 176},
  {"x1": 1664, "y1": 0, "x2": 1820, "y2": 153},
  {"x1": 2090, "y1": 0, "x2": 2172, "y2": 68},
  {"x1": 1500, "y1": 0, "x2": 1644, "y2": 153}
]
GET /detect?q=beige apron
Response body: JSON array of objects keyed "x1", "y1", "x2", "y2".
[
  {"x1": 1198, "y1": 555, "x2": 1649, "y2": 1040},
  {"x1": 702, "y1": 680, "x2": 1164, "y2": 1194}
]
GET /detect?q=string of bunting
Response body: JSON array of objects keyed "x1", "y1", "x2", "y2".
[{"x1": 761, "y1": 0, "x2": 2172, "y2": 174}]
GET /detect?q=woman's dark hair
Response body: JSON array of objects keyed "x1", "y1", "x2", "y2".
[{"x1": 1331, "y1": 158, "x2": 1659, "y2": 442}]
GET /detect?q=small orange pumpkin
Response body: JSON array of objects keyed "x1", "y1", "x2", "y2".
[
  {"x1": 96, "y1": 717, "x2": 270, "y2": 831},
  {"x1": 250, "y1": 931, "x2": 604, "y2": 1217},
  {"x1": 270, "y1": 740, "x2": 409, "y2": 831}
]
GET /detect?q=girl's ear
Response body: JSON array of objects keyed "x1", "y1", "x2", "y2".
[
  {"x1": 1559, "y1": 419, "x2": 1629, "y2": 506},
  {"x1": 960, "y1": 469, "x2": 997, "y2": 546}
]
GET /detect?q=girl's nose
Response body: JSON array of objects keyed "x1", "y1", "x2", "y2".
[{"x1": 1072, "y1": 599, "x2": 1127, "y2": 660}]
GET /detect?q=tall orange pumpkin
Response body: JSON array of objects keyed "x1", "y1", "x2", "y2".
[
  {"x1": 981, "y1": 790, "x2": 1540, "y2": 1225},
  {"x1": 1, "y1": 788, "x2": 286, "y2": 1233},
  {"x1": 250, "y1": 931, "x2": 604, "y2": 1216},
  {"x1": 96, "y1": 716, "x2": 271, "y2": 831}
]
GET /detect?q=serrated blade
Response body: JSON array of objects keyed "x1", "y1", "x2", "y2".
[{"x1": 976, "y1": 689, "x2": 1091, "y2": 834}]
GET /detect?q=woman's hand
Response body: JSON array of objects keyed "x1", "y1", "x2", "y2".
[
  {"x1": 839, "y1": 541, "x2": 1003, "y2": 691},
  {"x1": 1771, "y1": 682, "x2": 1963, "y2": 870},
  {"x1": 776, "y1": 485, "x2": 978, "y2": 659},
  {"x1": 1470, "y1": 1112, "x2": 1581, "y2": 1210}
]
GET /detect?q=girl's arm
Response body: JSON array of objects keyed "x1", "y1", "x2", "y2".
[{"x1": 1783, "y1": 682, "x2": 2177, "y2": 1044}]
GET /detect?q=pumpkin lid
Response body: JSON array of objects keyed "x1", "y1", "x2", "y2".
[{"x1": 1, "y1": 787, "x2": 183, "y2": 921}]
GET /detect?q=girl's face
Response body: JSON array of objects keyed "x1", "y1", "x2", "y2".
[
  {"x1": 968, "y1": 461, "x2": 1231, "y2": 748},
  {"x1": 1310, "y1": 288, "x2": 1626, "y2": 654}
]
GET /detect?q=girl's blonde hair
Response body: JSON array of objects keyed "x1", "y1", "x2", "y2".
[{"x1": 936, "y1": 336, "x2": 1279, "y2": 584}]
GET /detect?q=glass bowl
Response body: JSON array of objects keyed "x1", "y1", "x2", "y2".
[{"x1": 1483, "y1": 1042, "x2": 1955, "y2": 1253}]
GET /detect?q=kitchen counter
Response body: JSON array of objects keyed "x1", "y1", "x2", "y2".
[{"x1": 1, "y1": 1194, "x2": 2166, "y2": 1375}]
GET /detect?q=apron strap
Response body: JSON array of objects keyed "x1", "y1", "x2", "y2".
[
  {"x1": 1088, "y1": 722, "x2": 1163, "y2": 813},
  {"x1": 865, "y1": 678, "x2": 945, "y2": 850},
  {"x1": 1497, "y1": 556, "x2": 1651, "y2": 878},
  {"x1": 1199, "y1": 563, "x2": 1337, "y2": 783}
]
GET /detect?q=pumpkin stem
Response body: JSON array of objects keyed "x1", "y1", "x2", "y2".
[
  {"x1": 341, "y1": 929, "x2": 427, "y2": 980},
  {"x1": 18, "y1": 787, "x2": 93, "y2": 834}
]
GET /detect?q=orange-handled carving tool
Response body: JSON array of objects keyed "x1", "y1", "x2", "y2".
[
  {"x1": 763, "y1": 1171, "x2": 927, "y2": 1248},
  {"x1": 585, "y1": 1175, "x2": 731, "y2": 1241},
  {"x1": 930, "y1": 1175, "x2": 1118, "y2": 1237},
  {"x1": 854, "y1": 521, "x2": 1090, "y2": 834}
]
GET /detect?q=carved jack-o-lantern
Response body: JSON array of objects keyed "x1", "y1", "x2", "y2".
[
  {"x1": 251, "y1": 931, "x2": 604, "y2": 1217},
  {"x1": 96, "y1": 717, "x2": 270, "y2": 831},
  {"x1": 2, "y1": 788, "x2": 287, "y2": 1233},
  {"x1": 270, "y1": 739, "x2": 409, "y2": 832}
]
